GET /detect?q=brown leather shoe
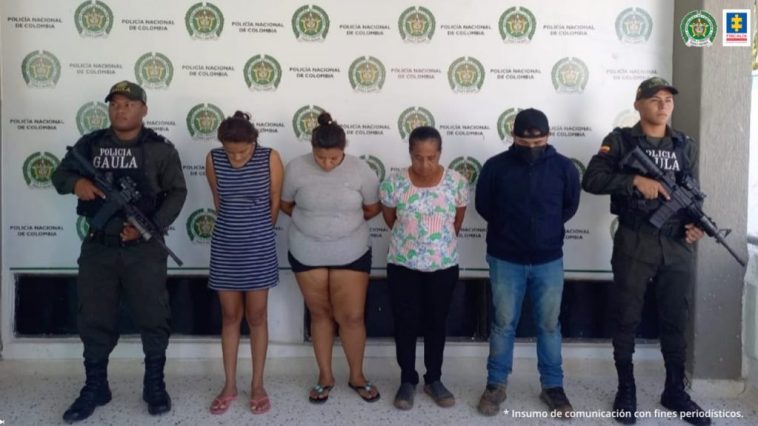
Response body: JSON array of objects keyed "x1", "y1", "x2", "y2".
[{"x1": 477, "y1": 384, "x2": 507, "y2": 416}]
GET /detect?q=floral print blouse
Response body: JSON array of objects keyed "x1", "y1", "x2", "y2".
[{"x1": 380, "y1": 168, "x2": 469, "y2": 272}]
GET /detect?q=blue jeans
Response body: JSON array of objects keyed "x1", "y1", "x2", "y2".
[{"x1": 486, "y1": 255, "x2": 565, "y2": 388}]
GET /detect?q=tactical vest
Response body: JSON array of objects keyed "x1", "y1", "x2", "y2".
[
  {"x1": 610, "y1": 127, "x2": 693, "y2": 223},
  {"x1": 76, "y1": 128, "x2": 162, "y2": 222}
]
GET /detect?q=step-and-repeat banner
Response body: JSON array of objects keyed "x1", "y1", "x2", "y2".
[{"x1": 1, "y1": 1, "x2": 673, "y2": 278}]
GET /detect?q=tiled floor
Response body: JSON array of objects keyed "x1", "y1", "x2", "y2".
[{"x1": 1, "y1": 353, "x2": 757, "y2": 425}]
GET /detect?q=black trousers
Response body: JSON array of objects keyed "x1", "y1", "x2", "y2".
[
  {"x1": 610, "y1": 226, "x2": 693, "y2": 367},
  {"x1": 77, "y1": 238, "x2": 171, "y2": 361},
  {"x1": 387, "y1": 263, "x2": 458, "y2": 385}
]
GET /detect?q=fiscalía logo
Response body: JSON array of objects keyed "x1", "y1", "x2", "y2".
[
  {"x1": 449, "y1": 157, "x2": 482, "y2": 185},
  {"x1": 75, "y1": 1, "x2": 114, "y2": 38},
  {"x1": 23, "y1": 152, "x2": 60, "y2": 189},
  {"x1": 187, "y1": 103, "x2": 224, "y2": 139},
  {"x1": 21, "y1": 51, "x2": 61, "y2": 88},
  {"x1": 186, "y1": 208, "x2": 217, "y2": 243},
  {"x1": 570, "y1": 158, "x2": 586, "y2": 179},
  {"x1": 244, "y1": 55, "x2": 282, "y2": 91},
  {"x1": 448, "y1": 56, "x2": 485, "y2": 93},
  {"x1": 360, "y1": 155, "x2": 386, "y2": 182},
  {"x1": 723, "y1": 9, "x2": 751, "y2": 47},
  {"x1": 76, "y1": 216, "x2": 91, "y2": 241},
  {"x1": 292, "y1": 5, "x2": 330, "y2": 41},
  {"x1": 615, "y1": 7, "x2": 653, "y2": 43},
  {"x1": 398, "y1": 6, "x2": 435, "y2": 43},
  {"x1": 497, "y1": 108, "x2": 522, "y2": 143},
  {"x1": 680, "y1": 10, "x2": 717, "y2": 47},
  {"x1": 398, "y1": 107, "x2": 435, "y2": 139},
  {"x1": 293, "y1": 105, "x2": 326, "y2": 141},
  {"x1": 76, "y1": 102, "x2": 110, "y2": 135},
  {"x1": 551, "y1": 57, "x2": 589, "y2": 93},
  {"x1": 499, "y1": 6, "x2": 536, "y2": 42},
  {"x1": 349, "y1": 56, "x2": 386, "y2": 93},
  {"x1": 185, "y1": 2, "x2": 224, "y2": 40},
  {"x1": 134, "y1": 52, "x2": 174, "y2": 89}
]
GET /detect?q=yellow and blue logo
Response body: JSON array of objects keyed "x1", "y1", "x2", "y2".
[{"x1": 723, "y1": 9, "x2": 750, "y2": 46}]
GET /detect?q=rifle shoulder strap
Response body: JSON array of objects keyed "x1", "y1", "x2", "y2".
[{"x1": 670, "y1": 130, "x2": 692, "y2": 177}]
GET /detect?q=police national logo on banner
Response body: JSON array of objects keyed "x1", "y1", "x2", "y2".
[
  {"x1": 497, "y1": 108, "x2": 522, "y2": 143},
  {"x1": 75, "y1": 1, "x2": 114, "y2": 38},
  {"x1": 292, "y1": 5, "x2": 329, "y2": 41},
  {"x1": 293, "y1": 105, "x2": 326, "y2": 140},
  {"x1": 23, "y1": 152, "x2": 60, "y2": 189},
  {"x1": 398, "y1": 6, "x2": 435, "y2": 42},
  {"x1": 614, "y1": 110, "x2": 638, "y2": 128},
  {"x1": 360, "y1": 155, "x2": 386, "y2": 182},
  {"x1": 244, "y1": 55, "x2": 282, "y2": 91},
  {"x1": 398, "y1": 107, "x2": 435, "y2": 139},
  {"x1": 76, "y1": 102, "x2": 110, "y2": 135},
  {"x1": 615, "y1": 7, "x2": 652, "y2": 43},
  {"x1": 187, "y1": 208, "x2": 217, "y2": 243},
  {"x1": 185, "y1": 2, "x2": 224, "y2": 40},
  {"x1": 76, "y1": 216, "x2": 90, "y2": 241},
  {"x1": 449, "y1": 157, "x2": 482, "y2": 185},
  {"x1": 349, "y1": 56, "x2": 386, "y2": 92},
  {"x1": 680, "y1": 10, "x2": 717, "y2": 47},
  {"x1": 570, "y1": 158, "x2": 586, "y2": 179},
  {"x1": 499, "y1": 6, "x2": 536, "y2": 43},
  {"x1": 134, "y1": 52, "x2": 173, "y2": 89},
  {"x1": 21, "y1": 51, "x2": 61, "y2": 88},
  {"x1": 448, "y1": 57, "x2": 484, "y2": 93},
  {"x1": 551, "y1": 57, "x2": 589, "y2": 93},
  {"x1": 187, "y1": 103, "x2": 224, "y2": 139}
]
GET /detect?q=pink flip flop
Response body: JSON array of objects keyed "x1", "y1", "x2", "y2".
[
  {"x1": 210, "y1": 393, "x2": 237, "y2": 415},
  {"x1": 250, "y1": 396, "x2": 271, "y2": 414}
]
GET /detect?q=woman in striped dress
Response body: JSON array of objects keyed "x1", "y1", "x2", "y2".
[{"x1": 205, "y1": 111, "x2": 283, "y2": 415}]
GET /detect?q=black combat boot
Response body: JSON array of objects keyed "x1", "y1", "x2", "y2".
[
  {"x1": 660, "y1": 364, "x2": 711, "y2": 425},
  {"x1": 142, "y1": 355, "x2": 172, "y2": 415},
  {"x1": 612, "y1": 362, "x2": 637, "y2": 424},
  {"x1": 62, "y1": 359, "x2": 112, "y2": 424}
]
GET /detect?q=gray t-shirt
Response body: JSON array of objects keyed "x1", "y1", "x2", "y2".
[{"x1": 282, "y1": 153, "x2": 379, "y2": 266}]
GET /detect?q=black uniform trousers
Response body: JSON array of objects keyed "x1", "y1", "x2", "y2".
[
  {"x1": 387, "y1": 263, "x2": 459, "y2": 385},
  {"x1": 610, "y1": 224, "x2": 693, "y2": 367},
  {"x1": 77, "y1": 236, "x2": 171, "y2": 361}
]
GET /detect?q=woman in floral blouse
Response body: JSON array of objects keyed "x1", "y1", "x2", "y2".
[{"x1": 379, "y1": 126, "x2": 468, "y2": 410}]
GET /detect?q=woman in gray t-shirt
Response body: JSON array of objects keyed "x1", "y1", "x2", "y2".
[{"x1": 280, "y1": 112, "x2": 381, "y2": 403}]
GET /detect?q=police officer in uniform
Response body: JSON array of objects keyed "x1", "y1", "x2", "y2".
[
  {"x1": 52, "y1": 81, "x2": 187, "y2": 423},
  {"x1": 582, "y1": 77, "x2": 710, "y2": 425}
]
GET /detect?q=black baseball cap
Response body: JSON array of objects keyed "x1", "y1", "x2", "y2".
[
  {"x1": 105, "y1": 80, "x2": 147, "y2": 103},
  {"x1": 513, "y1": 108, "x2": 549, "y2": 138},
  {"x1": 636, "y1": 77, "x2": 678, "y2": 100}
]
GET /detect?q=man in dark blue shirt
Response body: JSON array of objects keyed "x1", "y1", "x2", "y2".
[{"x1": 475, "y1": 108, "x2": 580, "y2": 417}]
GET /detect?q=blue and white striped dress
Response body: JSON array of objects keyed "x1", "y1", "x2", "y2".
[{"x1": 208, "y1": 146, "x2": 278, "y2": 290}]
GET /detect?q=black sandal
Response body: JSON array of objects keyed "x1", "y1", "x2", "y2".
[
  {"x1": 348, "y1": 381, "x2": 381, "y2": 402},
  {"x1": 308, "y1": 384, "x2": 333, "y2": 404}
]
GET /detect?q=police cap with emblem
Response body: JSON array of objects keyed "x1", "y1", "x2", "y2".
[
  {"x1": 104, "y1": 80, "x2": 147, "y2": 103},
  {"x1": 636, "y1": 77, "x2": 678, "y2": 100}
]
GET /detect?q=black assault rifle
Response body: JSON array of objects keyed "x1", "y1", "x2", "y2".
[
  {"x1": 620, "y1": 145, "x2": 745, "y2": 267},
  {"x1": 66, "y1": 146, "x2": 184, "y2": 266}
]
